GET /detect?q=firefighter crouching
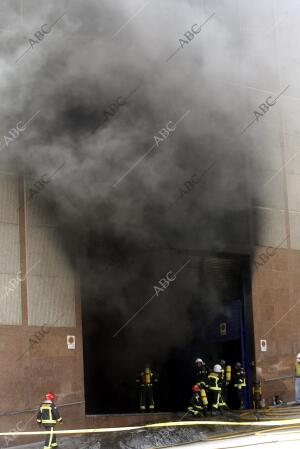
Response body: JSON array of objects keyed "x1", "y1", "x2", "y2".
[
  {"x1": 37, "y1": 392, "x2": 62, "y2": 449},
  {"x1": 232, "y1": 362, "x2": 246, "y2": 409},
  {"x1": 188, "y1": 384, "x2": 208, "y2": 417},
  {"x1": 136, "y1": 364, "x2": 158, "y2": 412},
  {"x1": 207, "y1": 364, "x2": 224, "y2": 414}
]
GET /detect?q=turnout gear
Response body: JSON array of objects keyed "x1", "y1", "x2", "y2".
[
  {"x1": 37, "y1": 396, "x2": 62, "y2": 449},
  {"x1": 219, "y1": 360, "x2": 230, "y2": 408},
  {"x1": 296, "y1": 361, "x2": 300, "y2": 377},
  {"x1": 252, "y1": 382, "x2": 262, "y2": 409},
  {"x1": 136, "y1": 365, "x2": 158, "y2": 412},
  {"x1": 225, "y1": 365, "x2": 231, "y2": 384},
  {"x1": 194, "y1": 358, "x2": 210, "y2": 389},
  {"x1": 207, "y1": 369, "x2": 223, "y2": 413},
  {"x1": 188, "y1": 385, "x2": 208, "y2": 417},
  {"x1": 295, "y1": 356, "x2": 300, "y2": 403},
  {"x1": 232, "y1": 362, "x2": 246, "y2": 409}
]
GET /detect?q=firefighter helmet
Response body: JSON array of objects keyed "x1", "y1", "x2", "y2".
[
  {"x1": 297, "y1": 353, "x2": 300, "y2": 361},
  {"x1": 192, "y1": 384, "x2": 201, "y2": 392},
  {"x1": 195, "y1": 358, "x2": 203, "y2": 364},
  {"x1": 45, "y1": 392, "x2": 55, "y2": 401},
  {"x1": 213, "y1": 364, "x2": 222, "y2": 373}
]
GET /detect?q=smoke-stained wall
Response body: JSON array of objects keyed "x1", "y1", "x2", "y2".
[
  {"x1": 0, "y1": 0, "x2": 261, "y2": 375},
  {"x1": 0, "y1": 0, "x2": 299, "y2": 411}
]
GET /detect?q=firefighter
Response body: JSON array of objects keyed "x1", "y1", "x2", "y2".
[
  {"x1": 219, "y1": 359, "x2": 230, "y2": 408},
  {"x1": 207, "y1": 364, "x2": 223, "y2": 415},
  {"x1": 188, "y1": 384, "x2": 208, "y2": 417},
  {"x1": 232, "y1": 362, "x2": 246, "y2": 409},
  {"x1": 252, "y1": 381, "x2": 262, "y2": 409},
  {"x1": 136, "y1": 364, "x2": 158, "y2": 412},
  {"x1": 36, "y1": 392, "x2": 62, "y2": 449},
  {"x1": 295, "y1": 353, "x2": 300, "y2": 404},
  {"x1": 194, "y1": 358, "x2": 210, "y2": 390}
]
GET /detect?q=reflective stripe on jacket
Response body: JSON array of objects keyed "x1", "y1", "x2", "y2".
[
  {"x1": 37, "y1": 401, "x2": 62, "y2": 424},
  {"x1": 208, "y1": 372, "x2": 221, "y2": 391}
]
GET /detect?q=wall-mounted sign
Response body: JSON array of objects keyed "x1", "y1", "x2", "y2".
[
  {"x1": 67, "y1": 335, "x2": 76, "y2": 350},
  {"x1": 260, "y1": 339, "x2": 267, "y2": 352},
  {"x1": 220, "y1": 322, "x2": 227, "y2": 336}
]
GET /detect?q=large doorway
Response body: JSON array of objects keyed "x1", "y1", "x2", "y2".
[{"x1": 82, "y1": 252, "x2": 254, "y2": 414}]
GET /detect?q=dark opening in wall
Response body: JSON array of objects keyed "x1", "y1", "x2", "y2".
[{"x1": 81, "y1": 252, "x2": 254, "y2": 414}]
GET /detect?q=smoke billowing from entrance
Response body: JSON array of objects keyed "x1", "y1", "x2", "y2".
[{"x1": 0, "y1": 0, "x2": 265, "y2": 411}]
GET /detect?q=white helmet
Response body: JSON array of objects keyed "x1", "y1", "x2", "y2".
[
  {"x1": 213, "y1": 364, "x2": 222, "y2": 373},
  {"x1": 297, "y1": 353, "x2": 300, "y2": 361},
  {"x1": 195, "y1": 358, "x2": 203, "y2": 364}
]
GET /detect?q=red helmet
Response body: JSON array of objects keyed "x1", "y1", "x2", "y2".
[
  {"x1": 45, "y1": 392, "x2": 55, "y2": 401},
  {"x1": 192, "y1": 385, "x2": 200, "y2": 392}
]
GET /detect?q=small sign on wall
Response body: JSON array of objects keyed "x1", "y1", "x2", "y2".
[
  {"x1": 260, "y1": 339, "x2": 267, "y2": 352},
  {"x1": 220, "y1": 322, "x2": 227, "y2": 336},
  {"x1": 67, "y1": 335, "x2": 76, "y2": 350}
]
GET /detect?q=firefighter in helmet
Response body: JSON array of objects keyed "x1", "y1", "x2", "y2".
[
  {"x1": 136, "y1": 364, "x2": 158, "y2": 412},
  {"x1": 36, "y1": 392, "x2": 62, "y2": 449},
  {"x1": 188, "y1": 384, "x2": 208, "y2": 417},
  {"x1": 232, "y1": 362, "x2": 246, "y2": 409},
  {"x1": 219, "y1": 359, "x2": 231, "y2": 409},
  {"x1": 207, "y1": 364, "x2": 223, "y2": 414},
  {"x1": 194, "y1": 358, "x2": 210, "y2": 391}
]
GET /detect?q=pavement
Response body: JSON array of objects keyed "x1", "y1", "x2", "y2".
[{"x1": 5, "y1": 404, "x2": 300, "y2": 449}]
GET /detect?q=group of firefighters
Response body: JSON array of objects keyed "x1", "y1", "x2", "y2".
[
  {"x1": 136, "y1": 359, "x2": 246, "y2": 415},
  {"x1": 35, "y1": 360, "x2": 246, "y2": 448},
  {"x1": 188, "y1": 358, "x2": 246, "y2": 417}
]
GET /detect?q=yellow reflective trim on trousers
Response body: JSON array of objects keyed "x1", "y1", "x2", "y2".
[
  {"x1": 49, "y1": 427, "x2": 53, "y2": 448},
  {"x1": 40, "y1": 420, "x2": 57, "y2": 424}
]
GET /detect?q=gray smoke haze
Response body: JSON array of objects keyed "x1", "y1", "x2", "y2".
[{"x1": 0, "y1": 0, "x2": 275, "y2": 389}]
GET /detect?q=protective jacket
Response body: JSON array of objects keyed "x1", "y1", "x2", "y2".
[
  {"x1": 188, "y1": 392, "x2": 207, "y2": 416},
  {"x1": 231, "y1": 366, "x2": 246, "y2": 410},
  {"x1": 136, "y1": 367, "x2": 158, "y2": 412},
  {"x1": 195, "y1": 366, "x2": 210, "y2": 388},
  {"x1": 207, "y1": 372, "x2": 222, "y2": 411},
  {"x1": 37, "y1": 401, "x2": 62, "y2": 424},
  {"x1": 232, "y1": 368, "x2": 246, "y2": 389},
  {"x1": 37, "y1": 400, "x2": 62, "y2": 449}
]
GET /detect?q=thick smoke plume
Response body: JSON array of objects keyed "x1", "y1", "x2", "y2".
[{"x1": 0, "y1": 0, "x2": 265, "y2": 411}]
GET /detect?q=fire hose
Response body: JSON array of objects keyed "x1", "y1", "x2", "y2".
[{"x1": 0, "y1": 417, "x2": 300, "y2": 437}]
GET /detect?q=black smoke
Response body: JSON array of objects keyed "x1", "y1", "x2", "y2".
[{"x1": 0, "y1": 0, "x2": 261, "y2": 412}]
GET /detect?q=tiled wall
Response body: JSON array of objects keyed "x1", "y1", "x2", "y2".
[
  {"x1": 0, "y1": 173, "x2": 21, "y2": 325},
  {"x1": 26, "y1": 189, "x2": 76, "y2": 327}
]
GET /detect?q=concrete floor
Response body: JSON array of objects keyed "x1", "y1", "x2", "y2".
[{"x1": 6, "y1": 405, "x2": 300, "y2": 449}]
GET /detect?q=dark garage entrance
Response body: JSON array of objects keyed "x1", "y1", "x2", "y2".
[{"x1": 82, "y1": 252, "x2": 254, "y2": 414}]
